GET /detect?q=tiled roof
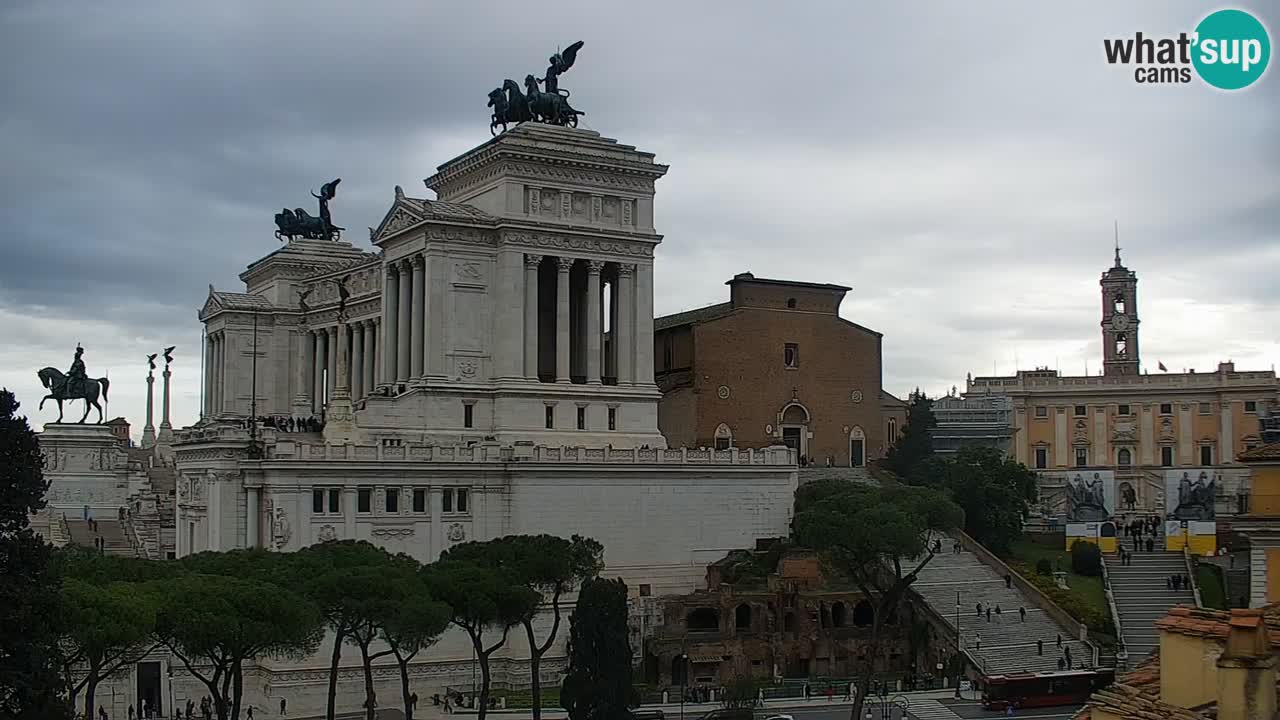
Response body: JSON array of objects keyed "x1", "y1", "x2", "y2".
[
  {"x1": 654, "y1": 302, "x2": 733, "y2": 332},
  {"x1": 1083, "y1": 683, "x2": 1203, "y2": 720},
  {"x1": 403, "y1": 197, "x2": 496, "y2": 223},
  {"x1": 210, "y1": 291, "x2": 274, "y2": 311},
  {"x1": 1239, "y1": 442, "x2": 1280, "y2": 462}
]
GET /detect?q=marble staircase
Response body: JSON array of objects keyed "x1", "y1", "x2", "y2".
[
  {"x1": 1105, "y1": 540, "x2": 1195, "y2": 663},
  {"x1": 912, "y1": 547, "x2": 1093, "y2": 675},
  {"x1": 64, "y1": 517, "x2": 137, "y2": 557}
]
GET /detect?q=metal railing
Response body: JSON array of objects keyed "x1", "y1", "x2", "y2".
[
  {"x1": 1183, "y1": 547, "x2": 1205, "y2": 608},
  {"x1": 1099, "y1": 555, "x2": 1129, "y2": 669}
]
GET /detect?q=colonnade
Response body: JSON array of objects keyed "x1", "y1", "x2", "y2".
[
  {"x1": 301, "y1": 318, "x2": 380, "y2": 415},
  {"x1": 203, "y1": 330, "x2": 227, "y2": 417}
]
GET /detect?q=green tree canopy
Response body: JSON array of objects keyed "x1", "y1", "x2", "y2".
[
  {"x1": 0, "y1": 389, "x2": 69, "y2": 720},
  {"x1": 884, "y1": 389, "x2": 936, "y2": 479},
  {"x1": 560, "y1": 577, "x2": 635, "y2": 720},
  {"x1": 441, "y1": 534, "x2": 603, "y2": 720},
  {"x1": 792, "y1": 481, "x2": 961, "y2": 720},
  {"x1": 912, "y1": 446, "x2": 1037, "y2": 554},
  {"x1": 149, "y1": 573, "x2": 323, "y2": 720},
  {"x1": 57, "y1": 578, "x2": 158, "y2": 718},
  {"x1": 378, "y1": 569, "x2": 450, "y2": 720},
  {"x1": 426, "y1": 559, "x2": 540, "y2": 720}
]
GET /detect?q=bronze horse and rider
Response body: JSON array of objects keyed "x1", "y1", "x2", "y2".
[
  {"x1": 488, "y1": 41, "x2": 585, "y2": 135},
  {"x1": 38, "y1": 345, "x2": 111, "y2": 423},
  {"x1": 275, "y1": 178, "x2": 344, "y2": 241}
]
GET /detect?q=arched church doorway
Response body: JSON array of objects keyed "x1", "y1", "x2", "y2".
[
  {"x1": 849, "y1": 426, "x2": 866, "y2": 468},
  {"x1": 780, "y1": 402, "x2": 810, "y2": 460}
]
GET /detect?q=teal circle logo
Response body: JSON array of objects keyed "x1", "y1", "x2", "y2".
[{"x1": 1192, "y1": 9, "x2": 1271, "y2": 90}]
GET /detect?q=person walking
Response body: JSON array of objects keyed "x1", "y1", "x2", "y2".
[
  {"x1": 99, "y1": 705, "x2": 108, "y2": 720},
  {"x1": 986, "y1": 607, "x2": 992, "y2": 622},
  {"x1": 1019, "y1": 606, "x2": 1027, "y2": 623},
  {"x1": 246, "y1": 706, "x2": 253, "y2": 720},
  {"x1": 1056, "y1": 633, "x2": 1062, "y2": 648},
  {"x1": 1146, "y1": 538, "x2": 1154, "y2": 552},
  {"x1": 128, "y1": 704, "x2": 135, "y2": 720},
  {"x1": 279, "y1": 697, "x2": 286, "y2": 716},
  {"x1": 1036, "y1": 638, "x2": 1044, "y2": 655},
  {"x1": 976, "y1": 602, "x2": 983, "y2": 616},
  {"x1": 976, "y1": 632, "x2": 982, "y2": 650}
]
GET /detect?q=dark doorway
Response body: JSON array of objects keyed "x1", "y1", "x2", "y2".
[
  {"x1": 782, "y1": 427, "x2": 802, "y2": 453},
  {"x1": 850, "y1": 438, "x2": 865, "y2": 467},
  {"x1": 136, "y1": 661, "x2": 162, "y2": 717}
]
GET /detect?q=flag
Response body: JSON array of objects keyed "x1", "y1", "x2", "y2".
[{"x1": 1158, "y1": 361, "x2": 1167, "y2": 372}]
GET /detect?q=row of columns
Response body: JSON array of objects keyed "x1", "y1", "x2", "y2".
[
  {"x1": 524, "y1": 254, "x2": 637, "y2": 384},
  {"x1": 301, "y1": 319, "x2": 380, "y2": 415},
  {"x1": 203, "y1": 331, "x2": 228, "y2": 417},
  {"x1": 382, "y1": 255, "x2": 444, "y2": 386}
]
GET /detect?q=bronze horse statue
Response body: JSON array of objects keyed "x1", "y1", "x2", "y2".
[
  {"x1": 523, "y1": 74, "x2": 582, "y2": 127},
  {"x1": 37, "y1": 367, "x2": 110, "y2": 423}
]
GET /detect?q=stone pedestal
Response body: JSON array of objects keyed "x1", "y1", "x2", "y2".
[
  {"x1": 323, "y1": 321, "x2": 358, "y2": 444},
  {"x1": 38, "y1": 423, "x2": 132, "y2": 511}
]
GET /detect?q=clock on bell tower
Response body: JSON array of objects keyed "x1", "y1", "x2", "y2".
[{"x1": 1101, "y1": 242, "x2": 1140, "y2": 376}]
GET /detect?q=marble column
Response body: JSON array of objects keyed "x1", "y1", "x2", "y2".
[
  {"x1": 425, "y1": 253, "x2": 446, "y2": 379},
  {"x1": 351, "y1": 321, "x2": 365, "y2": 400},
  {"x1": 326, "y1": 326, "x2": 338, "y2": 405},
  {"x1": 616, "y1": 264, "x2": 635, "y2": 384},
  {"x1": 555, "y1": 257, "x2": 573, "y2": 383},
  {"x1": 245, "y1": 487, "x2": 259, "y2": 549},
  {"x1": 296, "y1": 327, "x2": 314, "y2": 413},
  {"x1": 312, "y1": 330, "x2": 325, "y2": 415},
  {"x1": 383, "y1": 264, "x2": 400, "y2": 386},
  {"x1": 203, "y1": 335, "x2": 214, "y2": 418},
  {"x1": 524, "y1": 254, "x2": 541, "y2": 379},
  {"x1": 410, "y1": 254, "x2": 425, "y2": 380},
  {"x1": 634, "y1": 262, "x2": 656, "y2": 386},
  {"x1": 213, "y1": 333, "x2": 224, "y2": 415},
  {"x1": 396, "y1": 259, "x2": 412, "y2": 384},
  {"x1": 586, "y1": 261, "x2": 604, "y2": 384},
  {"x1": 159, "y1": 364, "x2": 173, "y2": 437},
  {"x1": 365, "y1": 320, "x2": 378, "y2": 394},
  {"x1": 143, "y1": 371, "x2": 156, "y2": 447}
]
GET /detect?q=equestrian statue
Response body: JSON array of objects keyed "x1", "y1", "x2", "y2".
[
  {"x1": 275, "y1": 178, "x2": 344, "y2": 242},
  {"x1": 488, "y1": 40, "x2": 585, "y2": 135},
  {"x1": 38, "y1": 345, "x2": 111, "y2": 423}
]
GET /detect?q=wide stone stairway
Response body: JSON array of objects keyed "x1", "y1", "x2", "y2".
[
  {"x1": 65, "y1": 517, "x2": 135, "y2": 557},
  {"x1": 1105, "y1": 540, "x2": 1195, "y2": 662},
  {"x1": 912, "y1": 547, "x2": 1094, "y2": 675}
]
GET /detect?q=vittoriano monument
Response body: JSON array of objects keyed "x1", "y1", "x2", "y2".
[
  {"x1": 488, "y1": 40, "x2": 585, "y2": 135},
  {"x1": 274, "y1": 178, "x2": 344, "y2": 242},
  {"x1": 38, "y1": 344, "x2": 111, "y2": 423}
]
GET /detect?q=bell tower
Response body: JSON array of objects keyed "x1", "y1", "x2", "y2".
[{"x1": 1101, "y1": 233, "x2": 1140, "y2": 376}]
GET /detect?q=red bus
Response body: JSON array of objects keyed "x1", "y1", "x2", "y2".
[{"x1": 981, "y1": 668, "x2": 1115, "y2": 710}]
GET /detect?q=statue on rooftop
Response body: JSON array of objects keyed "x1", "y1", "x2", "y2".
[
  {"x1": 275, "y1": 178, "x2": 344, "y2": 242},
  {"x1": 488, "y1": 41, "x2": 585, "y2": 134},
  {"x1": 37, "y1": 345, "x2": 111, "y2": 423}
]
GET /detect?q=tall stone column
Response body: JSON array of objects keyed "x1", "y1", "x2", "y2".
[
  {"x1": 294, "y1": 327, "x2": 314, "y2": 415},
  {"x1": 326, "y1": 326, "x2": 338, "y2": 407},
  {"x1": 635, "y1": 262, "x2": 656, "y2": 386},
  {"x1": 203, "y1": 335, "x2": 214, "y2": 418},
  {"x1": 159, "y1": 363, "x2": 174, "y2": 441},
  {"x1": 425, "y1": 252, "x2": 447, "y2": 379},
  {"x1": 555, "y1": 257, "x2": 573, "y2": 383},
  {"x1": 410, "y1": 255, "x2": 425, "y2": 380},
  {"x1": 586, "y1": 261, "x2": 604, "y2": 384},
  {"x1": 365, "y1": 320, "x2": 377, "y2": 394},
  {"x1": 312, "y1": 330, "x2": 325, "y2": 415},
  {"x1": 351, "y1": 321, "x2": 365, "y2": 400},
  {"x1": 383, "y1": 264, "x2": 400, "y2": 387},
  {"x1": 396, "y1": 259, "x2": 412, "y2": 384},
  {"x1": 142, "y1": 370, "x2": 157, "y2": 447},
  {"x1": 524, "y1": 254, "x2": 541, "y2": 379},
  {"x1": 212, "y1": 333, "x2": 223, "y2": 415},
  {"x1": 616, "y1": 264, "x2": 635, "y2": 384},
  {"x1": 324, "y1": 317, "x2": 357, "y2": 443}
]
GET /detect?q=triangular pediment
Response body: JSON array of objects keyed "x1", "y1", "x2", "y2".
[
  {"x1": 198, "y1": 285, "x2": 223, "y2": 320},
  {"x1": 371, "y1": 198, "x2": 425, "y2": 244}
]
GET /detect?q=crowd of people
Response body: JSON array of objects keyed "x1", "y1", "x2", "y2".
[{"x1": 240, "y1": 415, "x2": 325, "y2": 433}]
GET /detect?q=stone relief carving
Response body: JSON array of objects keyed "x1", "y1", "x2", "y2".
[
  {"x1": 446, "y1": 523, "x2": 466, "y2": 542},
  {"x1": 528, "y1": 188, "x2": 541, "y2": 215},
  {"x1": 191, "y1": 477, "x2": 206, "y2": 502},
  {"x1": 717, "y1": 385, "x2": 730, "y2": 400},
  {"x1": 622, "y1": 199, "x2": 633, "y2": 226},
  {"x1": 1073, "y1": 419, "x2": 1089, "y2": 442},
  {"x1": 273, "y1": 507, "x2": 291, "y2": 549},
  {"x1": 457, "y1": 360, "x2": 478, "y2": 378},
  {"x1": 425, "y1": 227, "x2": 497, "y2": 248},
  {"x1": 455, "y1": 262, "x2": 483, "y2": 281},
  {"x1": 372, "y1": 527, "x2": 415, "y2": 539},
  {"x1": 590, "y1": 195, "x2": 602, "y2": 222},
  {"x1": 317, "y1": 524, "x2": 338, "y2": 543},
  {"x1": 502, "y1": 231, "x2": 653, "y2": 258},
  {"x1": 382, "y1": 207, "x2": 423, "y2": 237},
  {"x1": 178, "y1": 476, "x2": 191, "y2": 500}
]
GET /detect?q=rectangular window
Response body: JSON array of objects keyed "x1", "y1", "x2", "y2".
[
  {"x1": 1117, "y1": 404, "x2": 1131, "y2": 416},
  {"x1": 1074, "y1": 447, "x2": 1088, "y2": 468},
  {"x1": 357, "y1": 488, "x2": 371, "y2": 513},
  {"x1": 608, "y1": 408, "x2": 617, "y2": 431},
  {"x1": 1245, "y1": 400, "x2": 1258, "y2": 413},
  {"x1": 456, "y1": 488, "x2": 468, "y2": 513},
  {"x1": 1161, "y1": 446, "x2": 1174, "y2": 467},
  {"x1": 783, "y1": 343, "x2": 799, "y2": 369},
  {"x1": 385, "y1": 488, "x2": 399, "y2": 514},
  {"x1": 1035, "y1": 448, "x2": 1048, "y2": 469},
  {"x1": 442, "y1": 488, "x2": 453, "y2": 513},
  {"x1": 1074, "y1": 405, "x2": 1087, "y2": 417},
  {"x1": 639, "y1": 583, "x2": 652, "y2": 597},
  {"x1": 1199, "y1": 402, "x2": 1212, "y2": 415},
  {"x1": 577, "y1": 406, "x2": 586, "y2": 430},
  {"x1": 464, "y1": 403, "x2": 474, "y2": 429},
  {"x1": 328, "y1": 488, "x2": 341, "y2": 514},
  {"x1": 1035, "y1": 406, "x2": 1048, "y2": 419},
  {"x1": 1160, "y1": 402, "x2": 1173, "y2": 415},
  {"x1": 545, "y1": 406, "x2": 554, "y2": 429},
  {"x1": 312, "y1": 489, "x2": 324, "y2": 514},
  {"x1": 1200, "y1": 445, "x2": 1213, "y2": 466},
  {"x1": 715, "y1": 436, "x2": 731, "y2": 451},
  {"x1": 412, "y1": 489, "x2": 426, "y2": 513}
]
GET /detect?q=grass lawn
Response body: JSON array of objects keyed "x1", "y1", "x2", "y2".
[
  {"x1": 1197, "y1": 564, "x2": 1228, "y2": 609},
  {"x1": 490, "y1": 687, "x2": 561, "y2": 709},
  {"x1": 1003, "y1": 539, "x2": 1110, "y2": 630}
]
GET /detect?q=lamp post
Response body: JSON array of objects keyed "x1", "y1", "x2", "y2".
[{"x1": 679, "y1": 653, "x2": 688, "y2": 720}]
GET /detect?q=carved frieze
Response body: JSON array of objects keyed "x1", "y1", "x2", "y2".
[
  {"x1": 371, "y1": 527, "x2": 415, "y2": 539},
  {"x1": 502, "y1": 231, "x2": 653, "y2": 258},
  {"x1": 455, "y1": 262, "x2": 483, "y2": 282}
]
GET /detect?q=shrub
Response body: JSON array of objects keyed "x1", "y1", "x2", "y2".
[
  {"x1": 1035, "y1": 558, "x2": 1053, "y2": 577},
  {"x1": 1070, "y1": 541, "x2": 1102, "y2": 577}
]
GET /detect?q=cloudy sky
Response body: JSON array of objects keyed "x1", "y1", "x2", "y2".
[{"x1": 1, "y1": 1, "x2": 1276, "y2": 438}]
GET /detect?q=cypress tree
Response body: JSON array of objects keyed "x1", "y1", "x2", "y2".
[{"x1": 560, "y1": 577, "x2": 636, "y2": 720}]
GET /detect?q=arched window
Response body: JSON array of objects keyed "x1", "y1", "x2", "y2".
[
  {"x1": 1117, "y1": 448, "x2": 1132, "y2": 466},
  {"x1": 714, "y1": 423, "x2": 733, "y2": 451},
  {"x1": 831, "y1": 601, "x2": 848, "y2": 628},
  {"x1": 853, "y1": 600, "x2": 874, "y2": 627},
  {"x1": 1113, "y1": 293, "x2": 1126, "y2": 314},
  {"x1": 888, "y1": 418, "x2": 897, "y2": 440},
  {"x1": 1115, "y1": 333, "x2": 1128, "y2": 357},
  {"x1": 735, "y1": 604, "x2": 752, "y2": 630}
]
